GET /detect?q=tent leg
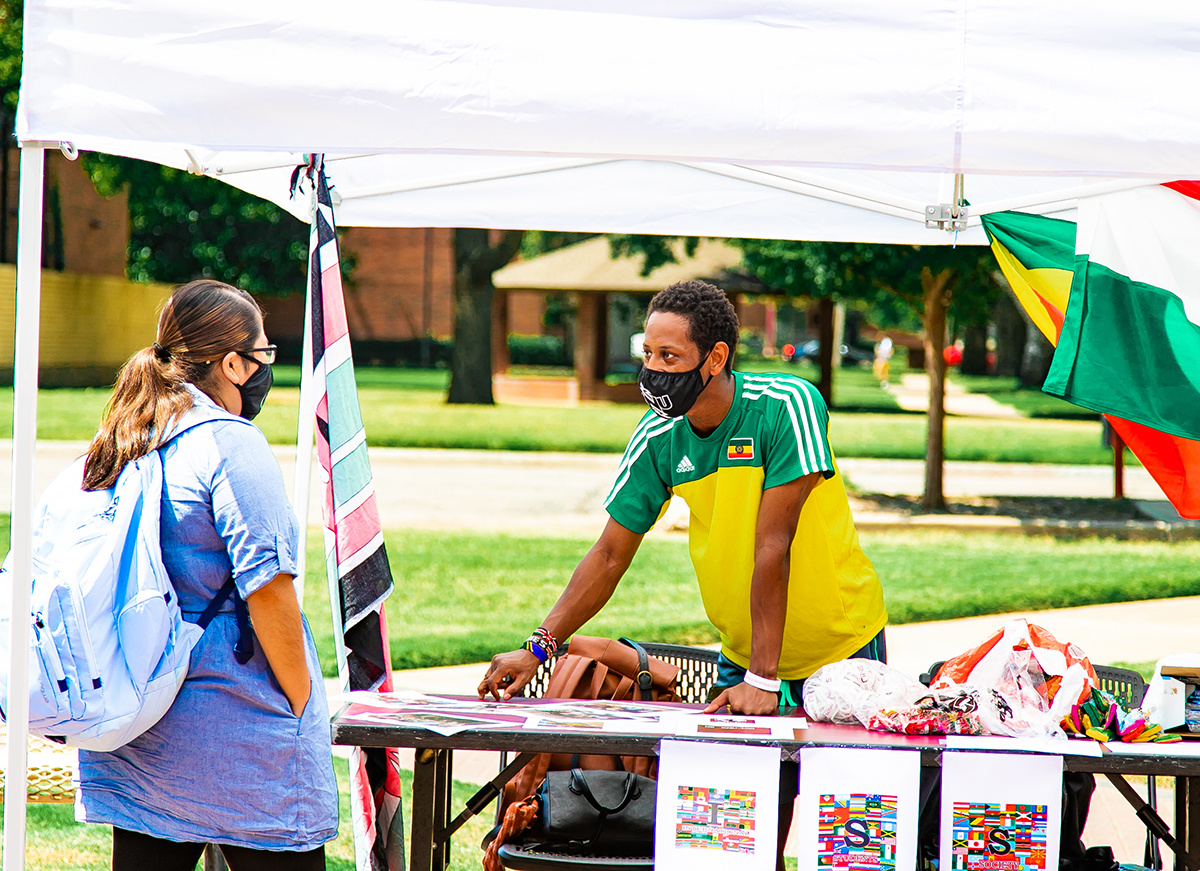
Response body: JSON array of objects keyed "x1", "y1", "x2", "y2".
[
  {"x1": 4, "y1": 142, "x2": 46, "y2": 871},
  {"x1": 291, "y1": 219, "x2": 317, "y2": 606}
]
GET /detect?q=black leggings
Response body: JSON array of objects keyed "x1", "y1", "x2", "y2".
[{"x1": 112, "y1": 827, "x2": 326, "y2": 871}]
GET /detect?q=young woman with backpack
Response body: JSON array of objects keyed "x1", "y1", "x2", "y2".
[{"x1": 75, "y1": 280, "x2": 337, "y2": 870}]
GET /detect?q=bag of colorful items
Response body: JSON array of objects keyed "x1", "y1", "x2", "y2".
[
  {"x1": 801, "y1": 658, "x2": 1051, "y2": 737},
  {"x1": 805, "y1": 619, "x2": 1176, "y2": 742},
  {"x1": 1062, "y1": 685, "x2": 1177, "y2": 743}
]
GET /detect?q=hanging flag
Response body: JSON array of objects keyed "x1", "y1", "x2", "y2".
[
  {"x1": 305, "y1": 155, "x2": 407, "y2": 871},
  {"x1": 979, "y1": 209, "x2": 1074, "y2": 345},
  {"x1": 981, "y1": 192, "x2": 1200, "y2": 519},
  {"x1": 1044, "y1": 183, "x2": 1200, "y2": 441}
]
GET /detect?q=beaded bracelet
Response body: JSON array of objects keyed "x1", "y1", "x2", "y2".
[
  {"x1": 743, "y1": 670, "x2": 782, "y2": 693},
  {"x1": 522, "y1": 638, "x2": 549, "y2": 663},
  {"x1": 523, "y1": 626, "x2": 558, "y2": 663}
]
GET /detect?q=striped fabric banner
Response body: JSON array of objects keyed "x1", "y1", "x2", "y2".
[{"x1": 306, "y1": 156, "x2": 406, "y2": 871}]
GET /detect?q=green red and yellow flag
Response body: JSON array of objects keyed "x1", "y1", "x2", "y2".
[
  {"x1": 727, "y1": 437, "x2": 755, "y2": 461},
  {"x1": 981, "y1": 183, "x2": 1200, "y2": 519}
]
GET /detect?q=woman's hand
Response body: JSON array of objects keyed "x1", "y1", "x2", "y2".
[
  {"x1": 477, "y1": 649, "x2": 543, "y2": 701},
  {"x1": 245, "y1": 573, "x2": 311, "y2": 717}
]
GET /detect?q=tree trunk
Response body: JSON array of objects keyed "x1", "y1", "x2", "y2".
[
  {"x1": 447, "y1": 229, "x2": 525, "y2": 405},
  {"x1": 816, "y1": 297, "x2": 835, "y2": 407},
  {"x1": 921, "y1": 267, "x2": 955, "y2": 511},
  {"x1": 447, "y1": 279, "x2": 496, "y2": 404},
  {"x1": 992, "y1": 290, "x2": 1027, "y2": 378},
  {"x1": 1019, "y1": 328, "x2": 1056, "y2": 388},
  {"x1": 959, "y1": 322, "x2": 989, "y2": 375}
]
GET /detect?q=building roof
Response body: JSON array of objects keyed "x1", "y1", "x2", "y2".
[{"x1": 494, "y1": 237, "x2": 756, "y2": 293}]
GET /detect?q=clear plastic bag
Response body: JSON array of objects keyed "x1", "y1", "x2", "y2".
[
  {"x1": 931, "y1": 618, "x2": 1095, "y2": 722},
  {"x1": 802, "y1": 659, "x2": 926, "y2": 727}
]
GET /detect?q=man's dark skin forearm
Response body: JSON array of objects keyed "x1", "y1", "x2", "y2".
[
  {"x1": 478, "y1": 518, "x2": 644, "y2": 700},
  {"x1": 704, "y1": 472, "x2": 819, "y2": 715}
]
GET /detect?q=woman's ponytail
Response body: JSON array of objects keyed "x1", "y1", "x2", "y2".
[
  {"x1": 82, "y1": 279, "x2": 263, "y2": 491},
  {"x1": 82, "y1": 344, "x2": 194, "y2": 490}
]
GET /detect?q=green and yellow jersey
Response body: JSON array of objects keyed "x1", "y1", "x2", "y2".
[{"x1": 605, "y1": 371, "x2": 886, "y2": 680}]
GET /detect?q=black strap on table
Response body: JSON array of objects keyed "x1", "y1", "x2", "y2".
[
  {"x1": 618, "y1": 637, "x2": 653, "y2": 700},
  {"x1": 195, "y1": 577, "x2": 255, "y2": 665}
]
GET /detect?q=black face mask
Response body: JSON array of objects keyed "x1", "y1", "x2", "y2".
[
  {"x1": 638, "y1": 354, "x2": 713, "y2": 419},
  {"x1": 236, "y1": 359, "x2": 273, "y2": 421}
]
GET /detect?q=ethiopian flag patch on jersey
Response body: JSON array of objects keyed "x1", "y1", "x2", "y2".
[{"x1": 727, "y1": 437, "x2": 755, "y2": 460}]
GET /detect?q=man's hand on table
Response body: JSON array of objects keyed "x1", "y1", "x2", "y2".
[
  {"x1": 703, "y1": 682, "x2": 779, "y2": 716},
  {"x1": 477, "y1": 649, "x2": 542, "y2": 700}
]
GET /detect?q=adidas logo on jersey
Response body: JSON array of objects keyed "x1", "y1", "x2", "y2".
[{"x1": 675, "y1": 456, "x2": 695, "y2": 474}]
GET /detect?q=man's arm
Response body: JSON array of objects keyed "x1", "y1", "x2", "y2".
[
  {"x1": 704, "y1": 471, "x2": 820, "y2": 715},
  {"x1": 478, "y1": 517, "x2": 645, "y2": 700}
]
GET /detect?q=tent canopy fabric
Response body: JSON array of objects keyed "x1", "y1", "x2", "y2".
[{"x1": 18, "y1": 1, "x2": 1200, "y2": 244}]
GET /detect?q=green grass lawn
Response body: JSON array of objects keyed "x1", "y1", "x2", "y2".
[
  {"x1": 6, "y1": 365, "x2": 1123, "y2": 465},
  {"x1": 298, "y1": 527, "x2": 1200, "y2": 674}
]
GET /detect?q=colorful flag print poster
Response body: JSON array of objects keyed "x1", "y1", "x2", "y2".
[
  {"x1": 795, "y1": 747, "x2": 921, "y2": 871},
  {"x1": 940, "y1": 753, "x2": 1062, "y2": 871},
  {"x1": 654, "y1": 739, "x2": 780, "y2": 871}
]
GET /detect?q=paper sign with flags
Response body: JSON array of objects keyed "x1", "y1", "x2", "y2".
[
  {"x1": 981, "y1": 183, "x2": 1200, "y2": 519},
  {"x1": 305, "y1": 156, "x2": 407, "y2": 870}
]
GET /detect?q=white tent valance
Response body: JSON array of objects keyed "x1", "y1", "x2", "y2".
[{"x1": 17, "y1": 1, "x2": 1200, "y2": 243}]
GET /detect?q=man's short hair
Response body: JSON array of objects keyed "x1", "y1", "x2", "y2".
[{"x1": 647, "y1": 280, "x2": 739, "y2": 373}]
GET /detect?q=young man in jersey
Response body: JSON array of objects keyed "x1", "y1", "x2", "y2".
[{"x1": 479, "y1": 280, "x2": 888, "y2": 863}]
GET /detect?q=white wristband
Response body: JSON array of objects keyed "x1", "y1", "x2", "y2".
[{"x1": 742, "y1": 670, "x2": 782, "y2": 693}]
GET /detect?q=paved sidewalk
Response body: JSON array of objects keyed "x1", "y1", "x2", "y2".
[
  {"x1": 0, "y1": 442, "x2": 1182, "y2": 534},
  {"x1": 893, "y1": 373, "x2": 1024, "y2": 419}
]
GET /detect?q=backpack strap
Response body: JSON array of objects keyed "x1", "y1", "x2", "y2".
[
  {"x1": 194, "y1": 576, "x2": 255, "y2": 665},
  {"x1": 159, "y1": 405, "x2": 260, "y2": 667}
]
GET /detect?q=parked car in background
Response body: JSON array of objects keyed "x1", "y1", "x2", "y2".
[{"x1": 794, "y1": 339, "x2": 873, "y2": 366}]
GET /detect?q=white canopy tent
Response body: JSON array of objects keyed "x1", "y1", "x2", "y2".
[{"x1": 9, "y1": 0, "x2": 1200, "y2": 866}]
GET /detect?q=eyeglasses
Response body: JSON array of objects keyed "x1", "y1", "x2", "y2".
[{"x1": 237, "y1": 345, "x2": 277, "y2": 365}]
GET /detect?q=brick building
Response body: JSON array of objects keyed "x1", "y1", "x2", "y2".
[{"x1": 262, "y1": 227, "x2": 457, "y2": 360}]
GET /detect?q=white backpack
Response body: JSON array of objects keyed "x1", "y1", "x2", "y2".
[{"x1": 0, "y1": 421, "x2": 225, "y2": 751}]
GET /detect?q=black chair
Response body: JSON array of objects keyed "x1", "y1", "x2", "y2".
[
  {"x1": 496, "y1": 642, "x2": 720, "y2": 871},
  {"x1": 919, "y1": 660, "x2": 1147, "y2": 709},
  {"x1": 1091, "y1": 664, "x2": 1146, "y2": 709},
  {"x1": 521, "y1": 641, "x2": 720, "y2": 705}
]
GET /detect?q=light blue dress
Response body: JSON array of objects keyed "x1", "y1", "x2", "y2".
[{"x1": 77, "y1": 386, "x2": 338, "y2": 850}]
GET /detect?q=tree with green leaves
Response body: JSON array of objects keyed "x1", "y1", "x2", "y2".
[
  {"x1": 738, "y1": 239, "x2": 1000, "y2": 510},
  {"x1": 80, "y1": 153, "x2": 312, "y2": 296},
  {"x1": 611, "y1": 234, "x2": 1001, "y2": 510}
]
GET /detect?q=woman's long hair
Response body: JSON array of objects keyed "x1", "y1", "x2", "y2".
[{"x1": 82, "y1": 280, "x2": 264, "y2": 490}]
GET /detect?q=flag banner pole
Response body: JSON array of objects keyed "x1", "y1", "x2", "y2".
[
  {"x1": 304, "y1": 155, "x2": 406, "y2": 871},
  {"x1": 291, "y1": 184, "x2": 318, "y2": 605}
]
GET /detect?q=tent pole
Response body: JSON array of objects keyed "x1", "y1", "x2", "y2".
[
  {"x1": 291, "y1": 206, "x2": 317, "y2": 605},
  {"x1": 4, "y1": 142, "x2": 47, "y2": 871}
]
